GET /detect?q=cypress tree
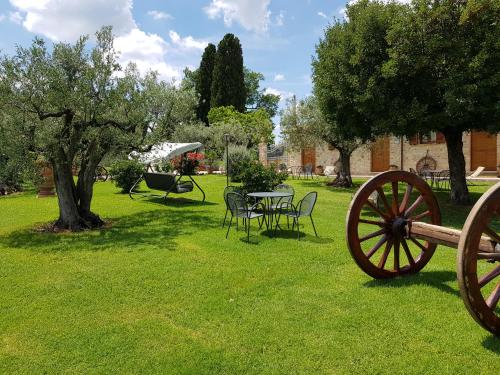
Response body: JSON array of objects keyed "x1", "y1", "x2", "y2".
[
  {"x1": 195, "y1": 43, "x2": 216, "y2": 125},
  {"x1": 211, "y1": 34, "x2": 246, "y2": 112}
]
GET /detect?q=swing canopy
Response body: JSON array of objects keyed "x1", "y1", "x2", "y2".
[{"x1": 133, "y1": 142, "x2": 203, "y2": 165}]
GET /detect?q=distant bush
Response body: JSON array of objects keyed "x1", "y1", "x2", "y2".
[
  {"x1": 109, "y1": 160, "x2": 144, "y2": 193},
  {"x1": 234, "y1": 160, "x2": 288, "y2": 194},
  {"x1": 227, "y1": 146, "x2": 256, "y2": 182}
]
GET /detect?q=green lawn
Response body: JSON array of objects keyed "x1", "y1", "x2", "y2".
[{"x1": 0, "y1": 175, "x2": 498, "y2": 374}]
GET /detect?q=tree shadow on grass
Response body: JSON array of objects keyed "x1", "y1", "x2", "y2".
[
  {"x1": 261, "y1": 229, "x2": 335, "y2": 244},
  {"x1": 364, "y1": 270, "x2": 459, "y2": 298},
  {"x1": 0, "y1": 209, "x2": 219, "y2": 253},
  {"x1": 139, "y1": 196, "x2": 218, "y2": 207},
  {"x1": 482, "y1": 335, "x2": 500, "y2": 354}
]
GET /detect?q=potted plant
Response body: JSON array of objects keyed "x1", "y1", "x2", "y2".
[{"x1": 315, "y1": 165, "x2": 324, "y2": 175}]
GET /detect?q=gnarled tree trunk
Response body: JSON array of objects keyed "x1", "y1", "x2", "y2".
[
  {"x1": 51, "y1": 146, "x2": 104, "y2": 231},
  {"x1": 444, "y1": 128, "x2": 470, "y2": 205},
  {"x1": 328, "y1": 147, "x2": 353, "y2": 187}
]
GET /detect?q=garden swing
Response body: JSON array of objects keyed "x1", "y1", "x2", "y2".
[{"x1": 129, "y1": 142, "x2": 206, "y2": 203}]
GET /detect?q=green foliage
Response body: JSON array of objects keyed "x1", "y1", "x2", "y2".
[
  {"x1": 226, "y1": 145, "x2": 256, "y2": 181},
  {"x1": 211, "y1": 34, "x2": 246, "y2": 112},
  {"x1": 196, "y1": 44, "x2": 217, "y2": 124},
  {"x1": 109, "y1": 159, "x2": 144, "y2": 193},
  {"x1": 380, "y1": 0, "x2": 500, "y2": 137},
  {"x1": 208, "y1": 106, "x2": 273, "y2": 145},
  {"x1": 244, "y1": 68, "x2": 280, "y2": 118},
  {"x1": 235, "y1": 160, "x2": 288, "y2": 193}
]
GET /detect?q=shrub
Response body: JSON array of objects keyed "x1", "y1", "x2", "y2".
[
  {"x1": 109, "y1": 160, "x2": 144, "y2": 193},
  {"x1": 227, "y1": 145, "x2": 256, "y2": 182},
  {"x1": 235, "y1": 160, "x2": 288, "y2": 194}
]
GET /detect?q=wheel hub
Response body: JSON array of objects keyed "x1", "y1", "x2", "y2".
[{"x1": 391, "y1": 217, "x2": 408, "y2": 240}]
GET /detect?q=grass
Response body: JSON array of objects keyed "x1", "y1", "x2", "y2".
[{"x1": 0, "y1": 175, "x2": 498, "y2": 374}]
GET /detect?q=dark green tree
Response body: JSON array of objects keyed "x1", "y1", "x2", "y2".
[
  {"x1": 313, "y1": 0, "x2": 401, "y2": 185},
  {"x1": 211, "y1": 34, "x2": 246, "y2": 112},
  {"x1": 195, "y1": 43, "x2": 216, "y2": 124},
  {"x1": 380, "y1": 0, "x2": 500, "y2": 204}
]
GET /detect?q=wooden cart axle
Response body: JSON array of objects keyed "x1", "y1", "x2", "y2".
[{"x1": 407, "y1": 221, "x2": 499, "y2": 254}]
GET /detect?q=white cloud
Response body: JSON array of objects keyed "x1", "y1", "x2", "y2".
[
  {"x1": 115, "y1": 28, "x2": 182, "y2": 82},
  {"x1": 273, "y1": 74, "x2": 285, "y2": 82},
  {"x1": 204, "y1": 0, "x2": 271, "y2": 33},
  {"x1": 275, "y1": 10, "x2": 285, "y2": 27},
  {"x1": 9, "y1": 0, "x2": 136, "y2": 41},
  {"x1": 0, "y1": 14, "x2": 5, "y2": 22},
  {"x1": 169, "y1": 30, "x2": 207, "y2": 50},
  {"x1": 317, "y1": 11, "x2": 328, "y2": 19},
  {"x1": 148, "y1": 10, "x2": 173, "y2": 20},
  {"x1": 9, "y1": 11, "x2": 23, "y2": 24}
]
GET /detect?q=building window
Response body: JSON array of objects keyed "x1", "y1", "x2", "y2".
[{"x1": 409, "y1": 132, "x2": 445, "y2": 145}]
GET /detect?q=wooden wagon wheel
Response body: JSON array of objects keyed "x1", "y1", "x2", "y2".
[
  {"x1": 346, "y1": 171, "x2": 441, "y2": 279},
  {"x1": 457, "y1": 182, "x2": 500, "y2": 335}
]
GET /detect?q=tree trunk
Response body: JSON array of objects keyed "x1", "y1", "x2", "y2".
[
  {"x1": 328, "y1": 147, "x2": 353, "y2": 187},
  {"x1": 444, "y1": 128, "x2": 470, "y2": 205},
  {"x1": 52, "y1": 159, "x2": 86, "y2": 230},
  {"x1": 51, "y1": 149, "x2": 104, "y2": 231},
  {"x1": 76, "y1": 160, "x2": 104, "y2": 228}
]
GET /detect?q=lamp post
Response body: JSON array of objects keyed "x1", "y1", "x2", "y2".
[{"x1": 224, "y1": 133, "x2": 230, "y2": 187}]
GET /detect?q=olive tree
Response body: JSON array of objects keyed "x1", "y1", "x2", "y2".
[
  {"x1": 0, "y1": 27, "x2": 197, "y2": 230},
  {"x1": 280, "y1": 96, "x2": 363, "y2": 186}
]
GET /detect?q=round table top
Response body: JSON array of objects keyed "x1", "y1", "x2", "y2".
[{"x1": 247, "y1": 191, "x2": 293, "y2": 198}]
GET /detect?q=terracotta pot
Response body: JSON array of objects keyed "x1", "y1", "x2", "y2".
[
  {"x1": 315, "y1": 166, "x2": 324, "y2": 176},
  {"x1": 37, "y1": 162, "x2": 56, "y2": 198},
  {"x1": 497, "y1": 166, "x2": 500, "y2": 178}
]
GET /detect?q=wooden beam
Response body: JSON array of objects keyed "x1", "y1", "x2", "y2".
[{"x1": 408, "y1": 222, "x2": 497, "y2": 253}]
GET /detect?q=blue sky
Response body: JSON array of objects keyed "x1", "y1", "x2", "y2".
[{"x1": 0, "y1": 0, "x2": 349, "y2": 126}]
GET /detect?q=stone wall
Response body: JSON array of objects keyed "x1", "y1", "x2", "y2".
[{"x1": 286, "y1": 132, "x2": 500, "y2": 175}]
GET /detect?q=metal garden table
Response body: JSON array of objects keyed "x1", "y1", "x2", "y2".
[{"x1": 247, "y1": 191, "x2": 293, "y2": 234}]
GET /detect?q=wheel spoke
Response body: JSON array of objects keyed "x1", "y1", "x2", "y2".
[
  {"x1": 483, "y1": 225, "x2": 500, "y2": 244},
  {"x1": 391, "y1": 182, "x2": 399, "y2": 216},
  {"x1": 411, "y1": 210, "x2": 431, "y2": 222},
  {"x1": 366, "y1": 235, "x2": 387, "y2": 259},
  {"x1": 365, "y1": 199, "x2": 390, "y2": 220},
  {"x1": 399, "y1": 184, "x2": 413, "y2": 215},
  {"x1": 485, "y1": 282, "x2": 500, "y2": 310},
  {"x1": 378, "y1": 239, "x2": 393, "y2": 269},
  {"x1": 404, "y1": 195, "x2": 425, "y2": 218},
  {"x1": 479, "y1": 266, "x2": 500, "y2": 289},
  {"x1": 376, "y1": 187, "x2": 392, "y2": 218},
  {"x1": 401, "y1": 238, "x2": 415, "y2": 266},
  {"x1": 393, "y1": 239, "x2": 400, "y2": 271},
  {"x1": 359, "y1": 218, "x2": 386, "y2": 227},
  {"x1": 408, "y1": 236, "x2": 427, "y2": 253},
  {"x1": 359, "y1": 229, "x2": 386, "y2": 243}
]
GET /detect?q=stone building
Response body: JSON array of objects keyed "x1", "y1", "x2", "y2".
[{"x1": 283, "y1": 131, "x2": 499, "y2": 175}]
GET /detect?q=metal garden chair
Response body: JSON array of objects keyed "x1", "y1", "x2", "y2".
[
  {"x1": 222, "y1": 186, "x2": 243, "y2": 227},
  {"x1": 226, "y1": 192, "x2": 265, "y2": 242},
  {"x1": 274, "y1": 191, "x2": 318, "y2": 240},
  {"x1": 270, "y1": 184, "x2": 295, "y2": 228}
]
